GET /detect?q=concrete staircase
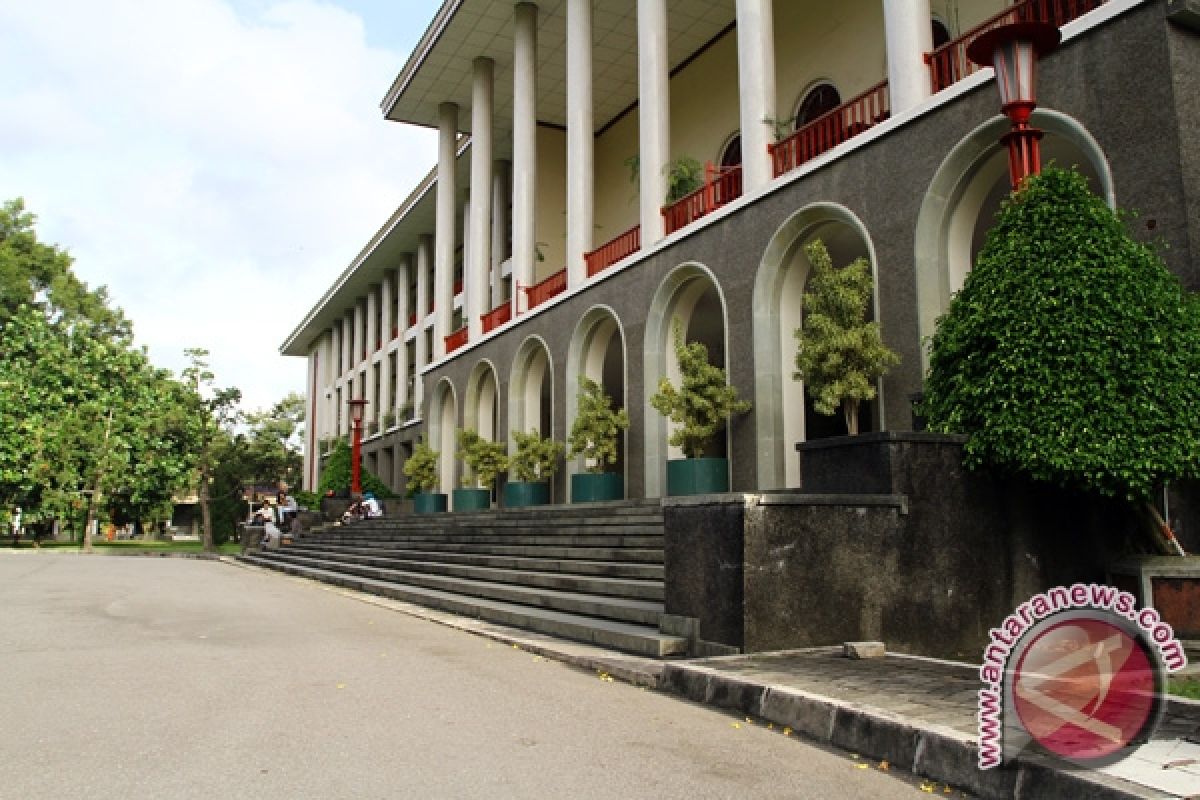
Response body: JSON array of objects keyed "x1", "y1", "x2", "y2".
[{"x1": 239, "y1": 499, "x2": 687, "y2": 657}]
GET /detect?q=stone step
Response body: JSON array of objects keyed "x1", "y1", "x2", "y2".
[
  {"x1": 279, "y1": 545, "x2": 664, "y2": 600},
  {"x1": 300, "y1": 532, "x2": 664, "y2": 549},
  {"x1": 240, "y1": 554, "x2": 687, "y2": 658},
  {"x1": 283, "y1": 544, "x2": 664, "y2": 580},
  {"x1": 295, "y1": 540, "x2": 663, "y2": 564},
  {"x1": 258, "y1": 550, "x2": 663, "y2": 625}
]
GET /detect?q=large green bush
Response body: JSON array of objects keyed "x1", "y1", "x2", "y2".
[
  {"x1": 923, "y1": 167, "x2": 1200, "y2": 501},
  {"x1": 316, "y1": 440, "x2": 394, "y2": 497}
]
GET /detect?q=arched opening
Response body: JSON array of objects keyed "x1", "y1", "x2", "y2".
[
  {"x1": 465, "y1": 361, "x2": 500, "y2": 441},
  {"x1": 643, "y1": 265, "x2": 730, "y2": 497},
  {"x1": 795, "y1": 83, "x2": 841, "y2": 129},
  {"x1": 508, "y1": 336, "x2": 553, "y2": 442},
  {"x1": 753, "y1": 204, "x2": 881, "y2": 489},
  {"x1": 428, "y1": 378, "x2": 458, "y2": 493},
  {"x1": 719, "y1": 133, "x2": 742, "y2": 168},
  {"x1": 931, "y1": 18, "x2": 951, "y2": 49},
  {"x1": 566, "y1": 307, "x2": 627, "y2": 486},
  {"x1": 914, "y1": 110, "x2": 1114, "y2": 369}
]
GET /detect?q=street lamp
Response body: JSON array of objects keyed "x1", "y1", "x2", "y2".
[
  {"x1": 348, "y1": 398, "x2": 368, "y2": 496},
  {"x1": 967, "y1": 21, "x2": 1061, "y2": 189}
]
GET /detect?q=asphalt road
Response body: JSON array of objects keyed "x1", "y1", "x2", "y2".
[{"x1": 0, "y1": 554, "x2": 942, "y2": 799}]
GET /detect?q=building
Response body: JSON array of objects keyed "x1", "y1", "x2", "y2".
[{"x1": 282, "y1": 0, "x2": 1200, "y2": 506}]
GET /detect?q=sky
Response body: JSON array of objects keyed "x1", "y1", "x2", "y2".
[{"x1": 0, "y1": 0, "x2": 444, "y2": 413}]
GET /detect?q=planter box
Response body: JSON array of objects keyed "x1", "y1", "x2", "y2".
[
  {"x1": 503, "y1": 481, "x2": 549, "y2": 508},
  {"x1": 571, "y1": 472, "x2": 624, "y2": 503},
  {"x1": 413, "y1": 492, "x2": 447, "y2": 513},
  {"x1": 452, "y1": 487, "x2": 490, "y2": 511},
  {"x1": 666, "y1": 457, "x2": 729, "y2": 496}
]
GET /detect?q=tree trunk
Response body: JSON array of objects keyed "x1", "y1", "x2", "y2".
[
  {"x1": 199, "y1": 466, "x2": 214, "y2": 553},
  {"x1": 843, "y1": 399, "x2": 860, "y2": 435}
]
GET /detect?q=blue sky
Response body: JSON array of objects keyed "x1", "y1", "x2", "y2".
[{"x1": 0, "y1": 0, "x2": 445, "y2": 413}]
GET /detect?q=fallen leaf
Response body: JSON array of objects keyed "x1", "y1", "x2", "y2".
[
  {"x1": 854, "y1": 763, "x2": 868, "y2": 770},
  {"x1": 782, "y1": 727, "x2": 792, "y2": 736},
  {"x1": 878, "y1": 760, "x2": 889, "y2": 771},
  {"x1": 336, "y1": 683, "x2": 346, "y2": 689},
  {"x1": 731, "y1": 722, "x2": 741, "y2": 729}
]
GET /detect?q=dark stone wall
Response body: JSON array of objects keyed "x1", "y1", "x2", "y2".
[{"x1": 663, "y1": 498, "x2": 745, "y2": 650}]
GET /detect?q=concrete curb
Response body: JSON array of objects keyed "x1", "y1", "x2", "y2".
[{"x1": 657, "y1": 663, "x2": 1176, "y2": 800}]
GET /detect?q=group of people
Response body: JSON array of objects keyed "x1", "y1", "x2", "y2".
[
  {"x1": 252, "y1": 490, "x2": 298, "y2": 548},
  {"x1": 341, "y1": 492, "x2": 384, "y2": 523}
]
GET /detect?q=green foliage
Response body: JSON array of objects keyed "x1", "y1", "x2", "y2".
[
  {"x1": 567, "y1": 377, "x2": 630, "y2": 474},
  {"x1": 664, "y1": 157, "x2": 705, "y2": 205},
  {"x1": 923, "y1": 167, "x2": 1200, "y2": 501},
  {"x1": 317, "y1": 440, "x2": 393, "y2": 498},
  {"x1": 793, "y1": 239, "x2": 900, "y2": 434},
  {"x1": 456, "y1": 429, "x2": 509, "y2": 488},
  {"x1": 510, "y1": 429, "x2": 564, "y2": 482},
  {"x1": 241, "y1": 391, "x2": 305, "y2": 489},
  {"x1": 651, "y1": 321, "x2": 751, "y2": 459},
  {"x1": 403, "y1": 440, "x2": 441, "y2": 494},
  {"x1": 293, "y1": 490, "x2": 320, "y2": 510}
]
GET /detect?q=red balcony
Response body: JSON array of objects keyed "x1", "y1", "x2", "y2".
[
  {"x1": 444, "y1": 327, "x2": 468, "y2": 353},
  {"x1": 769, "y1": 81, "x2": 890, "y2": 178},
  {"x1": 925, "y1": 0, "x2": 1106, "y2": 93},
  {"x1": 390, "y1": 325, "x2": 398, "y2": 340},
  {"x1": 481, "y1": 302, "x2": 512, "y2": 334},
  {"x1": 453, "y1": 278, "x2": 463, "y2": 296},
  {"x1": 408, "y1": 312, "x2": 416, "y2": 327},
  {"x1": 522, "y1": 269, "x2": 567, "y2": 311},
  {"x1": 586, "y1": 225, "x2": 641, "y2": 278},
  {"x1": 661, "y1": 163, "x2": 743, "y2": 236}
]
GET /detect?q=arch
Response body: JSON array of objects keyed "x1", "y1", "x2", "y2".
[
  {"x1": 794, "y1": 82, "x2": 842, "y2": 129},
  {"x1": 643, "y1": 264, "x2": 730, "y2": 497},
  {"x1": 752, "y1": 203, "x2": 882, "y2": 489},
  {"x1": 719, "y1": 132, "x2": 742, "y2": 168},
  {"x1": 565, "y1": 305, "x2": 628, "y2": 485},
  {"x1": 931, "y1": 17, "x2": 951, "y2": 49},
  {"x1": 464, "y1": 359, "x2": 500, "y2": 441},
  {"x1": 427, "y1": 377, "x2": 458, "y2": 493},
  {"x1": 508, "y1": 335, "x2": 554, "y2": 444},
  {"x1": 914, "y1": 109, "x2": 1115, "y2": 369}
]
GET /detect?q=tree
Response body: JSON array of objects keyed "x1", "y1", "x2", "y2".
[
  {"x1": 317, "y1": 440, "x2": 393, "y2": 498},
  {"x1": 923, "y1": 167, "x2": 1200, "y2": 503},
  {"x1": 650, "y1": 321, "x2": 750, "y2": 459},
  {"x1": 456, "y1": 429, "x2": 508, "y2": 489},
  {"x1": 242, "y1": 392, "x2": 305, "y2": 489},
  {"x1": 510, "y1": 430, "x2": 563, "y2": 483},
  {"x1": 567, "y1": 378, "x2": 629, "y2": 473},
  {"x1": 793, "y1": 239, "x2": 900, "y2": 434},
  {"x1": 181, "y1": 348, "x2": 242, "y2": 553}
]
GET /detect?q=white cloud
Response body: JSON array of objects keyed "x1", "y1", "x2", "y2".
[{"x1": 0, "y1": 0, "x2": 437, "y2": 414}]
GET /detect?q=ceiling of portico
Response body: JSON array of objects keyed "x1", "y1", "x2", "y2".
[{"x1": 382, "y1": 0, "x2": 737, "y2": 145}]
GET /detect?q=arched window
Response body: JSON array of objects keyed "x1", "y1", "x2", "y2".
[
  {"x1": 931, "y1": 18, "x2": 951, "y2": 49},
  {"x1": 794, "y1": 84, "x2": 841, "y2": 130},
  {"x1": 719, "y1": 134, "x2": 742, "y2": 169}
]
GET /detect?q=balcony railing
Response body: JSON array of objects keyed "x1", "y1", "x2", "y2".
[
  {"x1": 444, "y1": 326, "x2": 468, "y2": 353},
  {"x1": 453, "y1": 278, "x2": 463, "y2": 296},
  {"x1": 522, "y1": 269, "x2": 567, "y2": 311},
  {"x1": 585, "y1": 224, "x2": 641, "y2": 278},
  {"x1": 925, "y1": 0, "x2": 1106, "y2": 93},
  {"x1": 769, "y1": 81, "x2": 890, "y2": 179},
  {"x1": 408, "y1": 312, "x2": 416, "y2": 327},
  {"x1": 661, "y1": 163, "x2": 744, "y2": 236},
  {"x1": 481, "y1": 302, "x2": 512, "y2": 334}
]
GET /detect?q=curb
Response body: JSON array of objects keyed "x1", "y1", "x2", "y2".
[{"x1": 657, "y1": 663, "x2": 1176, "y2": 800}]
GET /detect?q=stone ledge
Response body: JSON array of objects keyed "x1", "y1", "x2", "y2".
[{"x1": 1168, "y1": 0, "x2": 1200, "y2": 31}]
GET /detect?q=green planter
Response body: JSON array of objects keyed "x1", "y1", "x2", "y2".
[
  {"x1": 666, "y1": 457, "x2": 729, "y2": 496},
  {"x1": 504, "y1": 481, "x2": 549, "y2": 508},
  {"x1": 413, "y1": 492, "x2": 447, "y2": 513},
  {"x1": 452, "y1": 487, "x2": 491, "y2": 511},
  {"x1": 571, "y1": 472, "x2": 624, "y2": 503}
]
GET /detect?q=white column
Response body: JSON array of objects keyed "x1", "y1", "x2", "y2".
[
  {"x1": 491, "y1": 159, "x2": 511, "y2": 307},
  {"x1": 353, "y1": 301, "x2": 365, "y2": 368},
  {"x1": 331, "y1": 322, "x2": 342, "y2": 383},
  {"x1": 380, "y1": 272, "x2": 393, "y2": 422},
  {"x1": 435, "y1": 102, "x2": 459, "y2": 358},
  {"x1": 468, "y1": 57, "x2": 495, "y2": 337},
  {"x1": 566, "y1": 0, "x2": 594, "y2": 287},
  {"x1": 305, "y1": 350, "x2": 317, "y2": 490},
  {"x1": 415, "y1": 234, "x2": 433, "y2": 406},
  {"x1": 397, "y1": 256, "x2": 412, "y2": 411},
  {"x1": 342, "y1": 313, "x2": 353, "y2": 377},
  {"x1": 637, "y1": 0, "x2": 669, "y2": 244},
  {"x1": 883, "y1": 0, "x2": 933, "y2": 115},
  {"x1": 735, "y1": 0, "x2": 776, "y2": 193},
  {"x1": 324, "y1": 330, "x2": 335, "y2": 439},
  {"x1": 365, "y1": 285, "x2": 378, "y2": 360},
  {"x1": 512, "y1": 2, "x2": 538, "y2": 313}
]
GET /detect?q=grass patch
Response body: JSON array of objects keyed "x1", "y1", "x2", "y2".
[
  {"x1": 6, "y1": 539, "x2": 241, "y2": 555},
  {"x1": 1169, "y1": 676, "x2": 1200, "y2": 701}
]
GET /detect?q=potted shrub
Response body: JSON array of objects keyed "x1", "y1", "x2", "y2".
[
  {"x1": 382, "y1": 409, "x2": 397, "y2": 430},
  {"x1": 567, "y1": 377, "x2": 630, "y2": 503},
  {"x1": 650, "y1": 320, "x2": 751, "y2": 496},
  {"x1": 403, "y1": 440, "x2": 445, "y2": 513},
  {"x1": 505, "y1": 429, "x2": 563, "y2": 508},
  {"x1": 453, "y1": 429, "x2": 508, "y2": 511}
]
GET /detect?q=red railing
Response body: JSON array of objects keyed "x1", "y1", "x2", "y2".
[
  {"x1": 769, "y1": 81, "x2": 890, "y2": 178},
  {"x1": 408, "y1": 312, "x2": 416, "y2": 327},
  {"x1": 522, "y1": 269, "x2": 567, "y2": 311},
  {"x1": 481, "y1": 302, "x2": 512, "y2": 333},
  {"x1": 925, "y1": 0, "x2": 1106, "y2": 93},
  {"x1": 585, "y1": 224, "x2": 641, "y2": 278},
  {"x1": 444, "y1": 327, "x2": 468, "y2": 353},
  {"x1": 453, "y1": 278, "x2": 463, "y2": 296},
  {"x1": 661, "y1": 163, "x2": 744, "y2": 236}
]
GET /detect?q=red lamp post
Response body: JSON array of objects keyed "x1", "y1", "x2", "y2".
[
  {"x1": 967, "y1": 22, "x2": 1061, "y2": 190},
  {"x1": 348, "y1": 398, "x2": 368, "y2": 496}
]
